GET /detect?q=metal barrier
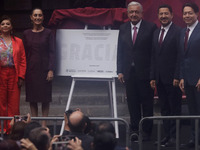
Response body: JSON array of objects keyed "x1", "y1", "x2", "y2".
[
  {"x1": 139, "y1": 116, "x2": 200, "y2": 150},
  {"x1": 0, "y1": 116, "x2": 130, "y2": 147}
]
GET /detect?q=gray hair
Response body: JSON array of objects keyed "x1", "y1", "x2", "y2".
[{"x1": 127, "y1": 1, "x2": 143, "y2": 12}]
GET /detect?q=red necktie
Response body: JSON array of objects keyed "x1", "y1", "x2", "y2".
[
  {"x1": 159, "y1": 28, "x2": 165, "y2": 46},
  {"x1": 132, "y1": 26, "x2": 137, "y2": 45},
  {"x1": 184, "y1": 28, "x2": 190, "y2": 51}
]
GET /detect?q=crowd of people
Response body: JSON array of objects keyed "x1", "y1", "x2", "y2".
[
  {"x1": 0, "y1": 110, "x2": 126, "y2": 150},
  {"x1": 0, "y1": 0, "x2": 200, "y2": 149}
]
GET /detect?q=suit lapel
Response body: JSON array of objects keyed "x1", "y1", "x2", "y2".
[
  {"x1": 11, "y1": 37, "x2": 16, "y2": 59},
  {"x1": 186, "y1": 23, "x2": 200, "y2": 54},
  {"x1": 159, "y1": 23, "x2": 174, "y2": 54},
  {"x1": 180, "y1": 28, "x2": 186, "y2": 54},
  {"x1": 135, "y1": 20, "x2": 144, "y2": 47},
  {"x1": 155, "y1": 29, "x2": 160, "y2": 43},
  {"x1": 162, "y1": 23, "x2": 174, "y2": 45},
  {"x1": 126, "y1": 20, "x2": 147, "y2": 50},
  {"x1": 125, "y1": 22, "x2": 134, "y2": 50},
  {"x1": 154, "y1": 28, "x2": 161, "y2": 54}
]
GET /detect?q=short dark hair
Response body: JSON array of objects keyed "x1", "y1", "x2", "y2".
[
  {"x1": 28, "y1": 127, "x2": 49, "y2": 150},
  {"x1": 0, "y1": 15, "x2": 15, "y2": 38},
  {"x1": 182, "y1": 2, "x2": 199, "y2": 13},
  {"x1": 84, "y1": 115, "x2": 92, "y2": 134},
  {"x1": 10, "y1": 121, "x2": 27, "y2": 141},
  {"x1": 93, "y1": 132, "x2": 116, "y2": 150},
  {"x1": 24, "y1": 121, "x2": 41, "y2": 138},
  {"x1": 158, "y1": 4, "x2": 173, "y2": 14},
  {"x1": 96, "y1": 122, "x2": 115, "y2": 135},
  {"x1": 0, "y1": 15, "x2": 12, "y2": 25},
  {"x1": 0, "y1": 139, "x2": 20, "y2": 150}
]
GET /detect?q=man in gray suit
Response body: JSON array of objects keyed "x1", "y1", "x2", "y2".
[{"x1": 117, "y1": 1, "x2": 157, "y2": 141}]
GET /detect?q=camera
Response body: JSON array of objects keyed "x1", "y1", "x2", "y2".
[
  {"x1": 52, "y1": 135, "x2": 76, "y2": 150},
  {"x1": 14, "y1": 115, "x2": 28, "y2": 122},
  {"x1": 65, "y1": 109, "x2": 76, "y2": 119},
  {"x1": 52, "y1": 141, "x2": 69, "y2": 150},
  {"x1": 58, "y1": 135, "x2": 76, "y2": 141},
  {"x1": 65, "y1": 109, "x2": 75, "y2": 115}
]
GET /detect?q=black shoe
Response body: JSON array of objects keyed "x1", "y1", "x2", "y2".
[
  {"x1": 130, "y1": 132, "x2": 139, "y2": 142},
  {"x1": 180, "y1": 140, "x2": 195, "y2": 148},
  {"x1": 154, "y1": 137, "x2": 169, "y2": 146},
  {"x1": 164, "y1": 138, "x2": 176, "y2": 147}
]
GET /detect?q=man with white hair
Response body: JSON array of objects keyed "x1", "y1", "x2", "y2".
[{"x1": 117, "y1": 1, "x2": 157, "y2": 141}]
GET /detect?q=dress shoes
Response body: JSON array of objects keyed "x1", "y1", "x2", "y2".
[
  {"x1": 180, "y1": 140, "x2": 195, "y2": 149},
  {"x1": 130, "y1": 132, "x2": 151, "y2": 142},
  {"x1": 130, "y1": 132, "x2": 139, "y2": 142},
  {"x1": 154, "y1": 137, "x2": 169, "y2": 146},
  {"x1": 164, "y1": 137, "x2": 176, "y2": 147}
]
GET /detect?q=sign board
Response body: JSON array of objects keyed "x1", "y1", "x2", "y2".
[{"x1": 56, "y1": 29, "x2": 119, "y2": 78}]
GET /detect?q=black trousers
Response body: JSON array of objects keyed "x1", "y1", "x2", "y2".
[
  {"x1": 185, "y1": 82, "x2": 200, "y2": 140},
  {"x1": 125, "y1": 67, "x2": 154, "y2": 135},
  {"x1": 157, "y1": 80, "x2": 182, "y2": 138}
]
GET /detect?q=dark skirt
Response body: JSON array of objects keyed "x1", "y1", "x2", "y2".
[{"x1": 25, "y1": 70, "x2": 52, "y2": 103}]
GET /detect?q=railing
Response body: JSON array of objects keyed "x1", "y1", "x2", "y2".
[
  {"x1": 0, "y1": 117, "x2": 130, "y2": 147},
  {"x1": 139, "y1": 116, "x2": 200, "y2": 150}
]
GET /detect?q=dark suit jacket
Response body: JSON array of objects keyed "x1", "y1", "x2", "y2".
[
  {"x1": 150, "y1": 23, "x2": 181, "y2": 84},
  {"x1": 180, "y1": 22, "x2": 200, "y2": 86},
  {"x1": 117, "y1": 20, "x2": 157, "y2": 80}
]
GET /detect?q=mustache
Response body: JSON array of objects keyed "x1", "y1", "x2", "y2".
[
  {"x1": 160, "y1": 17, "x2": 168, "y2": 20},
  {"x1": 131, "y1": 16, "x2": 139, "y2": 19}
]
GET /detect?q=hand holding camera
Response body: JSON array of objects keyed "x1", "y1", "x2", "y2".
[{"x1": 14, "y1": 115, "x2": 28, "y2": 122}]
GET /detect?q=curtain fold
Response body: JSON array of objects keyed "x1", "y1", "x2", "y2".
[{"x1": 48, "y1": 0, "x2": 200, "y2": 29}]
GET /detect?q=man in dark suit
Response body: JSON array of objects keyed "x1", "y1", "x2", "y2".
[
  {"x1": 150, "y1": 4, "x2": 182, "y2": 147},
  {"x1": 117, "y1": 1, "x2": 157, "y2": 141},
  {"x1": 179, "y1": 2, "x2": 200, "y2": 148}
]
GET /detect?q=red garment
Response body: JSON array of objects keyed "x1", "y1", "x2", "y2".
[
  {"x1": 48, "y1": 1, "x2": 200, "y2": 29},
  {"x1": 0, "y1": 36, "x2": 26, "y2": 132},
  {"x1": 0, "y1": 67, "x2": 20, "y2": 131},
  {"x1": 48, "y1": 7, "x2": 129, "y2": 29},
  {"x1": 11, "y1": 37, "x2": 26, "y2": 81}
]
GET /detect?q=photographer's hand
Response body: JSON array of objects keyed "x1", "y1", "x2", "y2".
[
  {"x1": 20, "y1": 138, "x2": 38, "y2": 150},
  {"x1": 48, "y1": 135, "x2": 61, "y2": 150},
  {"x1": 9, "y1": 117, "x2": 15, "y2": 128},
  {"x1": 22, "y1": 113, "x2": 31, "y2": 124},
  {"x1": 67, "y1": 137, "x2": 83, "y2": 150}
]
